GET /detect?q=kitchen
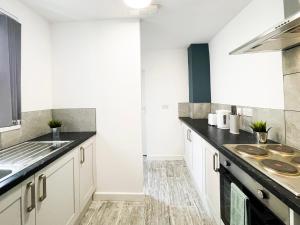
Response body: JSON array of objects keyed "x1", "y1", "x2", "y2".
[{"x1": 0, "y1": 0, "x2": 299, "y2": 225}]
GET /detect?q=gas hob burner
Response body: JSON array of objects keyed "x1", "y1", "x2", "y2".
[
  {"x1": 261, "y1": 159, "x2": 300, "y2": 176},
  {"x1": 265, "y1": 144, "x2": 296, "y2": 156},
  {"x1": 235, "y1": 145, "x2": 269, "y2": 158}
]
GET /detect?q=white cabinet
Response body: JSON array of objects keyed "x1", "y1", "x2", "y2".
[
  {"x1": 35, "y1": 150, "x2": 79, "y2": 225},
  {"x1": 79, "y1": 137, "x2": 96, "y2": 211},
  {"x1": 182, "y1": 122, "x2": 221, "y2": 224},
  {"x1": 182, "y1": 125, "x2": 205, "y2": 199},
  {"x1": 205, "y1": 142, "x2": 221, "y2": 225},
  {"x1": 0, "y1": 136, "x2": 96, "y2": 225},
  {"x1": 191, "y1": 131, "x2": 205, "y2": 199},
  {"x1": 182, "y1": 123, "x2": 193, "y2": 171},
  {"x1": 0, "y1": 186, "x2": 22, "y2": 225}
]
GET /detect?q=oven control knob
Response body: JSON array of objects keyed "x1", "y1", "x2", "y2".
[
  {"x1": 224, "y1": 160, "x2": 231, "y2": 167},
  {"x1": 257, "y1": 189, "x2": 266, "y2": 199}
]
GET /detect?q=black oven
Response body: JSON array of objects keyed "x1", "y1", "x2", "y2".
[{"x1": 219, "y1": 153, "x2": 290, "y2": 225}]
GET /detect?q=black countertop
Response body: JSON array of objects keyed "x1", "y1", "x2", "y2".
[
  {"x1": 0, "y1": 132, "x2": 96, "y2": 196},
  {"x1": 179, "y1": 117, "x2": 300, "y2": 214}
]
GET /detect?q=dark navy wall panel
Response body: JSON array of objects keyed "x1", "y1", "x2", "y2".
[{"x1": 188, "y1": 44, "x2": 211, "y2": 103}]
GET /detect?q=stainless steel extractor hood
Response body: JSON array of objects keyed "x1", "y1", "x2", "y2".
[{"x1": 230, "y1": 0, "x2": 300, "y2": 55}]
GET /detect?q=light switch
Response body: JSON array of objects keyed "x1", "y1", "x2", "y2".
[{"x1": 161, "y1": 105, "x2": 169, "y2": 110}]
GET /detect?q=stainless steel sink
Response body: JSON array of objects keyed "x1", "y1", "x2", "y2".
[
  {"x1": 0, "y1": 140, "x2": 72, "y2": 182},
  {"x1": 0, "y1": 169, "x2": 12, "y2": 180}
]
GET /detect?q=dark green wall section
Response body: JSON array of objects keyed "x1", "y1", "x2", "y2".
[{"x1": 188, "y1": 44, "x2": 211, "y2": 103}]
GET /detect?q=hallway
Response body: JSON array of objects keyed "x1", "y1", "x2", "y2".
[{"x1": 80, "y1": 160, "x2": 214, "y2": 225}]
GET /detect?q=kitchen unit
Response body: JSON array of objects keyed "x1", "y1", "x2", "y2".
[
  {"x1": 180, "y1": 117, "x2": 300, "y2": 225},
  {"x1": 182, "y1": 122, "x2": 220, "y2": 225},
  {"x1": 0, "y1": 134, "x2": 96, "y2": 225}
]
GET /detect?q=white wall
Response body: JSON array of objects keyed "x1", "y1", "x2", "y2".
[
  {"x1": 142, "y1": 49, "x2": 189, "y2": 159},
  {"x1": 51, "y1": 20, "x2": 144, "y2": 197},
  {"x1": 0, "y1": 0, "x2": 53, "y2": 112},
  {"x1": 209, "y1": 0, "x2": 285, "y2": 109}
]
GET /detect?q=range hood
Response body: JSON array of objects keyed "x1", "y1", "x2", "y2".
[{"x1": 230, "y1": 0, "x2": 300, "y2": 55}]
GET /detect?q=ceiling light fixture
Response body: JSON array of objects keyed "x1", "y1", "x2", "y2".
[{"x1": 123, "y1": 0, "x2": 152, "y2": 9}]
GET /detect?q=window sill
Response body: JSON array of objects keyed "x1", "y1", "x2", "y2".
[{"x1": 0, "y1": 125, "x2": 21, "y2": 133}]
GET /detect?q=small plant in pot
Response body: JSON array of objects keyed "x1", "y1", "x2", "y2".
[
  {"x1": 250, "y1": 121, "x2": 271, "y2": 144},
  {"x1": 48, "y1": 120, "x2": 62, "y2": 139}
]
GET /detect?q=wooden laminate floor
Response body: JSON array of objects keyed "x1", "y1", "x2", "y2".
[{"x1": 80, "y1": 160, "x2": 215, "y2": 225}]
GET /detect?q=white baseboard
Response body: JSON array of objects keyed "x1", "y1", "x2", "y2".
[
  {"x1": 146, "y1": 155, "x2": 184, "y2": 160},
  {"x1": 93, "y1": 192, "x2": 145, "y2": 202}
]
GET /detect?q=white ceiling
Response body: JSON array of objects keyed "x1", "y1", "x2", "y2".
[
  {"x1": 20, "y1": 0, "x2": 138, "y2": 21},
  {"x1": 141, "y1": 0, "x2": 251, "y2": 49},
  {"x1": 20, "y1": 0, "x2": 251, "y2": 49}
]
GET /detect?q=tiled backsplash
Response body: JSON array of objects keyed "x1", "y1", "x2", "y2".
[
  {"x1": 178, "y1": 103, "x2": 211, "y2": 119},
  {"x1": 179, "y1": 102, "x2": 285, "y2": 143},
  {"x1": 0, "y1": 110, "x2": 52, "y2": 149},
  {"x1": 211, "y1": 103, "x2": 285, "y2": 143},
  {"x1": 52, "y1": 108, "x2": 96, "y2": 132},
  {"x1": 0, "y1": 108, "x2": 96, "y2": 149},
  {"x1": 283, "y1": 46, "x2": 300, "y2": 149}
]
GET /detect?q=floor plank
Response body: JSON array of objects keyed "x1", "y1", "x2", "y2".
[{"x1": 80, "y1": 159, "x2": 215, "y2": 225}]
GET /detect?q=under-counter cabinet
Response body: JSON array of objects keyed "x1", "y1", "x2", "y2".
[
  {"x1": 0, "y1": 186, "x2": 22, "y2": 225},
  {"x1": 191, "y1": 130, "x2": 205, "y2": 199},
  {"x1": 204, "y1": 142, "x2": 220, "y2": 225},
  {"x1": 182, "y1": 123, "x2": 193, "y2": 171},
  {"x1": 79, "y1": 137, "x2": 96, "y2": 211},
  {"x1": 35, "y1": 149, "x2": 79, "y2": 225},
  {"x1": 182, "y1": 123, "x2": 220, "y2": 224},
  {"x1": 0, "y1": 136, "x2": 96, "y2": 225}
]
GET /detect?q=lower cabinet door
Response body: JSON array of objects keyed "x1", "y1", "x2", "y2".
[
  {"x1": 35, "y1": 151, "x2": 78, "y2": 225},
  {"x1": 205, "y1": 143, "x2": 221, "y2": 225},
  {"x1": 182, "y1": 124, "x2": 193, "y2": 170},
  {"x1": 0, "y1": 186, "x2": 22, "y2": 225},
  {"x1": 79, "y1": 138, "x2": 96, "y2": 210},
  {"x1": 191, "y1": 132, "x2": 205, "y2": 198},
  {"x1": 182, "y1": 124, "x2": 190, "y2": 164}
]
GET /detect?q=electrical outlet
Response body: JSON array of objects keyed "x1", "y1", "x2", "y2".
[{"x1": 243, "y1": 108, "x2": 253, "y2": 117}]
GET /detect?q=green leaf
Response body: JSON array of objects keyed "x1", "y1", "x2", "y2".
[
  {"x1": 48, "y1": 119, "x2": 62, "y2": 128},
  {"x1": 249, "y1": 121, "x2": 269, "y2": 132}
]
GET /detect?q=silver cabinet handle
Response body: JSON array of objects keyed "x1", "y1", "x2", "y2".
[
  {"x1": 80, "y1": 147, "x2": 85, "y2": 164},
  {"x1": 213, "y1": 153, "x2": 219, "y2": 172},
  {"x1": 187, "y1": 129, "x2": 192, "y2": 142},
  {"x1": 39, "y1": 174, "x2": 47, "y2": 201},
  {"x1": 26, "y1": 182, "x2": 35, "y2": 212}
]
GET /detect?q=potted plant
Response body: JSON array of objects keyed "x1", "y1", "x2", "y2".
[
  {"x1": 48, "y1": 119, "x2": 62, "y2": 139},
  {"x1": 250, "y1": 121, "x2": 271, "y2": 144}
]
